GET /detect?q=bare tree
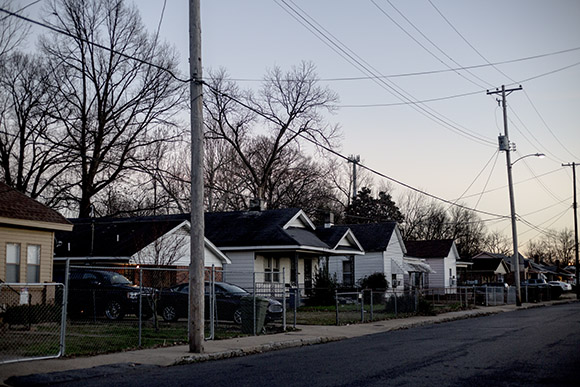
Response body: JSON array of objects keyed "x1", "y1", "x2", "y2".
[
  {"x1": 204, "y1": 63, "x2": 340, "y2": 202},
  {"x1": 0, "y1": 52, "x2": 71, "y2": 202},
  {"x1": 0, "y1": 1, "x2": 29, "y2": 58},
  {"x1": 525, "y1": 228, "x2": 575, "y2": 265},
  {"x1": 41, "y1": 0, "x2": 185, "y2": 217},
  {"x1": 482, "y1": 230, "x2": 512, "y2": 256}
]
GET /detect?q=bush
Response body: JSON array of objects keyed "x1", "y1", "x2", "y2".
[
  {"x1": 358, "y1": 272, "x2": 388, "y2": 290},
  {"x1": 307, "y1": 271, "x2": 338, "y2": 306},
  {"x1": 3, "y1": 304, "x2": 61, "y2": 326}
]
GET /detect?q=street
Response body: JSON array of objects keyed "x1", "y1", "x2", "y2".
[{"x1": 10, "y1": 303, "x2": 580, "y2": 387}]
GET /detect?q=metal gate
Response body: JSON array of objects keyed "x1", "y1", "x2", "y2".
[{"x1": 0, "y1": 283, "x2": 65, "y2": 364}]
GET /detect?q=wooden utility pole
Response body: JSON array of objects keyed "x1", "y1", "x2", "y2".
[
  {"x1": 189, "y1": 0, "x2": 205, "y2": 353},
  {"x1": 487, "y1": 85, "x2": 523, "y2": 306},
  {"x1": 562, "y1": 162, "x2": 579, "y2": 300}
]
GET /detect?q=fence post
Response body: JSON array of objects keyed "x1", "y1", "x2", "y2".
[
  {"x1": 293, "y1": 287, "x2": 297, "y2": 329},
  {"x1": 138, "y1": 267, "x2": 143, "y2": 347},
  {"x1": 253, "y1": 272, "x2": 257, "y2": 336},
  {"x1": 394, "y1": 289, "x2": 398, "y2": 317},
  {"x1": 282, "y1": 268, "x2": 286, "y2": 331},
  {"x1": 335, "y1": 289, "x2": 339, "y2": 326},
  {"x1": 360, "y1": 291, "x2": 364, "y2": 323},
  {"x1": 370, "y1": 291, "x2": 374, "y2": 321},
  {"x1": 59, "y1": 259, "x2": 70, "y2": 356},
  {"x1": 210, "y1": 266, "x2": 215, "y2": 340}
]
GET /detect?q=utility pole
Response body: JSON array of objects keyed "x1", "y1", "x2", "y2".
[
  {"x1": 562, "y1": 162, "x2": 579, "y2": 299},
  {"x1": 348, "y1": 155, "x2": 360, "y2": 202},
  {"x1": 189, "y1": 0, "x2": 205, "y2": 353},
  {"x1": 487, "y1": 85, "x2": 523, "y2": 306}
]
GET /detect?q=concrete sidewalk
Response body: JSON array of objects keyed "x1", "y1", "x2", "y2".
[{"x1": 1, "y1": 295, "x2": 577, "y2": 385}]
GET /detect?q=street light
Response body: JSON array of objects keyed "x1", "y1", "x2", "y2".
[{"x1": 506, "y1": 151, "x2": 545, "y2": 306}]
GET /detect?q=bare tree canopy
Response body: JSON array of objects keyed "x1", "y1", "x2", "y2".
[
  {"x1": 40, "y1": 0, "x2": 186, "y2": 217},
  {"x1": 204, "y1": 62, "x2": 340, "y2": 203}
]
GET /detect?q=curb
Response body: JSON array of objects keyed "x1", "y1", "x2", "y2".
[{"x1": 175, "y1": 336, "x2": 345, "y2": 365}]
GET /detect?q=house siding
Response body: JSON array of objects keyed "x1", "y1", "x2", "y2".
[
  {"x1": 223, "y1": 251, "x2": 255, "y2": 289},
  {"x1": 0, "y1": 226, "x2": 54, "y2": 283},
  {"x1": 355, "y1": 251, "x2": 385, "y2": 283}
]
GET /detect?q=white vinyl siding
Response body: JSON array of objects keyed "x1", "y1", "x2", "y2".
[{"x1": 223, "y1": 251, "x2": 255, "y2": 289}]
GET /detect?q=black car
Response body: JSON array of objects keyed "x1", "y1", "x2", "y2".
[
  {"x1": 157, "y1": 281, "x2": 283, "y2": 323},
  {"x1": 66, "y1": 269, "x2": 155, "y2": 320}
]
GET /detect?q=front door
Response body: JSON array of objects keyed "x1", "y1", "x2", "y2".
[{"x1": 304, "y1": 258, "x2": 313, "y2": 292}]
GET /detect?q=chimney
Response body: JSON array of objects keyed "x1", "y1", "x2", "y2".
[
  {"x1": 324, "y1": 212, "x2": 334, "y2": 228},
  {"x1": 249, "y1": 198, "x2": 266, "y2": 212}
]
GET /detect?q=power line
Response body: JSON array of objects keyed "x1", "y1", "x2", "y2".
[
  {"x1": 275, "y1": 0, "x2": 496, "y2": 147},
  {"x1": 0, "y1": 7, "x2": 190, "y2": 83},
  {"x1": 372, "y1": 0, "x2": 491, "y2": 89},
  {"x1": 203, "y1": 80, "x2": 509, "y2": 220}
]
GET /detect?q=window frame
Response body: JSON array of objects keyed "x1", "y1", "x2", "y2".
[
  {"x1": 6, "y1": 243, "x2": 21, "y2": 283},
  {"x1": 26, "y1": 244, "x2": 41, "y2": 283}
]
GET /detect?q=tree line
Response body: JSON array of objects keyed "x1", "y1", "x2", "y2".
[{"x1": 0, "y1": 0, "x2": 574, "y2": 264}]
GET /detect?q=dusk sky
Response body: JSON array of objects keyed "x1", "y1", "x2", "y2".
[{"x1": 18, "y1": 1, "x2": 580, "y2": 248}]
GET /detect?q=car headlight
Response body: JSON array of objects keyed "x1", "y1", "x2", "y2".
[
  {"x1": 268, "y1": 302, "x2": 283, "y2": 313},
  {"x1": 127, "y1": 292, "x2": 139, "y2": 300}
]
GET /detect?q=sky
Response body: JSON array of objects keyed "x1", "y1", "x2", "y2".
[{"x1": 14, "y1": 0, "x2": 580, "y2": 249}]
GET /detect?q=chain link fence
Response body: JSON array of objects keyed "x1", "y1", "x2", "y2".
[{"x1": 0, "y1": 283, "x2": 64, "y2": 364}]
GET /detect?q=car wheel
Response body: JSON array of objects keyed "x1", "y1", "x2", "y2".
[
  {"x1": 233, "y1": 308, "x2": 242, "y2": 325},
  {"x1": 105, "y1": 300, "x2": 125, "y2": 320},
  {"x1": 162, "y1": 305, "x2": 178, "y2": 322}
]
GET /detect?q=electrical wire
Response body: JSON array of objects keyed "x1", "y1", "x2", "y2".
[
  {"x1": 274, "y1": 0, "x2": 496, "y2": 147},
  {"x1": 373, "y1": 0, "x2": 492, "y2": 89},
  {"x1": 427, "y1": 0, "x2": 518, "y2": 85},
  {"x1": 0, "y1": 7, "x2": 191, "y2": 83},
  {"x1": 202, "y1": 80, "x2": 509, "y2": 220}
]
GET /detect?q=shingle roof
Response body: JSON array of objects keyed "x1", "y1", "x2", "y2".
[
  {"x1": 0, "y1": 182, "x2": 71, "y2": 228},
  {"x1": 471, "y1": 257, "x2": 506, "y2": 272},
  {"x1": 55, "y1": 215, "x2": 188, "y2": 257},
  {"x1": 404, "y1": 239, "x2": 454, "y2": 258},
  {"x1": 340, "y1": 222, "x2": 397, "y2": 252},
  {"x1": 315, "y1": 226, "x2": 351, "y2": 249},
  {"x1": 204, "y1": 208, "x2": 329, "y2": 249}
]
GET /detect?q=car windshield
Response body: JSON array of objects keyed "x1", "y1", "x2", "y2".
[
  {"x1": 106, "y1": 272, "x2": 132, "y2": 285},
  {"x1": 218, "y1": 282, "x2": 248, "y2": 295}
]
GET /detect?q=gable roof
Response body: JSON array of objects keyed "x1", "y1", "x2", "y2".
[
  {"x1": 471, "y1": 257, "x2": 509, "y2": 273},
  {"x1": 0, "y1": 182, "x2": 72, "y2": 231},
  {"x1": 404, "y1": 239, "x2": 455, "y2": 259},
  {"x1": 340, "y1": 222, "x2": 398, "y2": 252},
  {"x1": 315, "y1": 226, "x2": 364, "y2": 254},
  {"x1": 55, "y1": 215, "x2": 188, "y2": 257}
]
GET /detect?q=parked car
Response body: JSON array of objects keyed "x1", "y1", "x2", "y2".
[
  {"x1": 521, "y1": 278, "x2": 549, "y2": 287},
  {"x1": 548, "y1": 281, "x2": 572, "y2": 292},
  {"x1": 157, "y1": 281, "x2": 283, "y2": 323},
  {"x1": 66, "y1": 269, "x2": 155, "y2": 320}
]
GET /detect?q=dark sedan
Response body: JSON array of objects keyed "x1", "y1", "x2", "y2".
[{"x1": 157, "y1": 281, "x2": 283, "y2": 323}]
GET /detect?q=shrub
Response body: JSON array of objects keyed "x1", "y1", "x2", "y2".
[
  {"x1": 307, "y1": 271, "x2": 338, "y2": 306},
  {"x1": 358, "y1": 272, "x2": 388, "y2": 290}
]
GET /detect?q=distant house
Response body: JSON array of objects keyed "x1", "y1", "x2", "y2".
[
  {"x1": 54, "y1": 215, "x2": 230, "y2": 284},
  {"x1": 327, "y1": 222, "x2": 410, "y2": 291},
  {"x1": 0, "y1": 182, "x2": 72, "y2": 283},
  {"x1": 405, "y1": 239, "x2": 459, "y2": 291},
  {"x1": 204, "y1": 208, "x2": 364, "y2": 294},
  {"x1": 465, "y1": 253, "x2": 511, "y2": 284}
]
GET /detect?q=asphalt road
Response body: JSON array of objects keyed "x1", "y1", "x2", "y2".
[{"x1": 11, "y1": 303, "x2": 580, "y2": 387}]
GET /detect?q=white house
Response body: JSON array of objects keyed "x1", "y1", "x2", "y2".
[
  {"x1": 205, "y1": 208, "x2": 364, "y2": 294},
  {"x1": 404, "y1": 239, "x2": 458, "y2": 292},
  {"x1": 327, "y1": 222, "x2": 408, "y2": 291}
]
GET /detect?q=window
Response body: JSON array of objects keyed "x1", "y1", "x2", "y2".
[
  {"x1": 265, "y1": 257, "x2": 280, "y2": 282},
  {"x1": 6, "y1": 243, "x2": 21, "y2": 282},
  {"x1": 392, "y1": 274, "x2": 398, "y2": 288},
  {"x1": 26, "y1": 245, "x2": 41, "y2": 283},
  {"x1": 342, "y1": 257, "x2": 354, "y2": 286}
]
